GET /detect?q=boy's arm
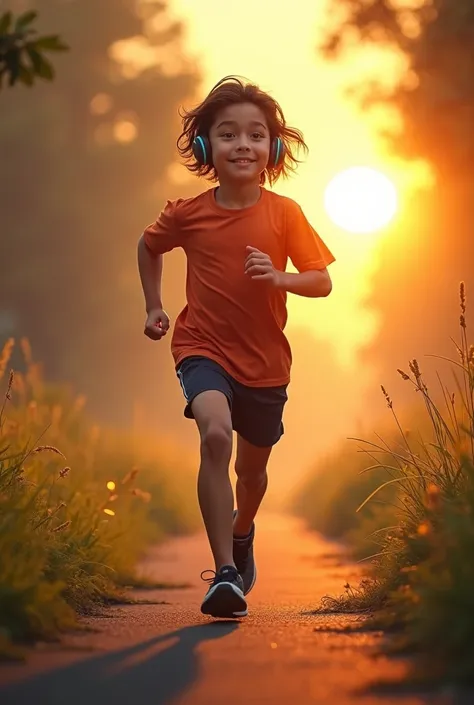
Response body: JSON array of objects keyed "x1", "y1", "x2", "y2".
[
  {"x1": 137, "y1": 234, "x2": 169, "y2": 340},
  {"x1": 138, "y1": 234, "x2": 164, "y2": 311},
  {"x1": 279, "y1": 199, "x2": 335, "y2": 298},
  {"x1": 138, "y1": 199, "x2": 181, "y2": 340},
  {"x1": 275, "y1": 267, "x2": 332, "y2": 298},
  {"x1": 245, "y1": 246, "x2": 332, "y2": 298}
]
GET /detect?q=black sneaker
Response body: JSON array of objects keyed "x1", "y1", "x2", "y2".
[
  {"x1": 200, "y1": 565, "x2": 248, "y2": 618},
  {"x1": 233, "y1": 510, "x2": 257, "y2": 596}
]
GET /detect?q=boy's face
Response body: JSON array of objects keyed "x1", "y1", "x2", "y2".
[{"x1": 208, "y1": 102, "x2": 271, "y2": 184}]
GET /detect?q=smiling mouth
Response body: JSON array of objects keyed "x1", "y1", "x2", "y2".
[{"x1": 231, "y1": 159, "x2": 255, "y2": 164}]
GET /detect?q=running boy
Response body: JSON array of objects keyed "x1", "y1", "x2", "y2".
[{"x1": 137, "y1": 76, "x2": 335, "y2": 619}]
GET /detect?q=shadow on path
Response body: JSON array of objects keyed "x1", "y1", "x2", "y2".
[{"x1": 0, "y1": 621, "x2": 240, "y2": 705}]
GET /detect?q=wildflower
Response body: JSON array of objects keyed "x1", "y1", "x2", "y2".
[
  {"x1": 103, "y1": 508, "x2": 115, "y2": 516},
  {"x1": 59, "y1": 466, "x2": 71, "y2": 478},
  {"x1": 425, "y1": 483, "x2": 441, "y2": 510},
  {"x1": 417, "y1": 522, "x2": 431, "y2": 536},
  {"x1": 106, "y1": 481, "x2": 116, "y2": 491}
]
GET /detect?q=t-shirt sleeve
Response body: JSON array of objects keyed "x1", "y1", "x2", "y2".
[
  {"x1": 285, "y1": 199, "x2": 336, "y2": 272},
  {"x1": 143, "y1": 199, "x2": 182, "y2": 255}
]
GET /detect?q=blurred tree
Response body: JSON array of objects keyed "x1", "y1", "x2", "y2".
[
  {"x1": 320, "y1": 0, "x2": 474, "y2": 399},
  {"x1": 0, "y1": 0, "x2": 199, "y2": 426},
  {"x1": 0, "y1": 9, "x2": 68, "y2": 90}
]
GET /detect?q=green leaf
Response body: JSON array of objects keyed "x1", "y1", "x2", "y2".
[
  {"x1": 0, "y1": 11, "x2": 12, "y2": 34},
  {"x1": 15, "y1": 11, "x2": 38, "y2": 31},
  {"x1": 33, "y1": 35, "x2": 69, "y2": 52},
  {"x1": 6, "y1": 52, "x2": 20, "y2": 86},
  {"x1": 18, "y1": 64, "x2": 34, "y2": 87},
  {"x1": 36, "y1": 55, "x2": 54, "y2": 81},
  {"x1": 27, "y1": 46, "x2": 44, "y2": 75}
]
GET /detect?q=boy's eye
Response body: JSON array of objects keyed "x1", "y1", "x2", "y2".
[
  {"x1": 252, "y1": 132, "x2": 264, "y2": 139},
  {"x1": 222, "y1": 132, "x2": 235, "y2": 138}
]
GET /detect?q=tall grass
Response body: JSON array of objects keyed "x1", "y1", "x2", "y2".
[
  {"x1": 292, "y1": 441, "x2": 399, "y2": 557},
  {"x1": 0, "y1": 338, "x2": 198, "y2": 658},
  {"x1": 296, "y1": 283, "x2": 474, "y2": 683}
]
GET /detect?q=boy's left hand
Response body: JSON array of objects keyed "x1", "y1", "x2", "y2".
[{"x1": 245, "y1": 246, "x2": 282, "y2": 287}]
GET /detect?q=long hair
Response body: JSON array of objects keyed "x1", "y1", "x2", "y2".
[{"x1": 177, "y1": 76, "x2": 308, "y2": 186}]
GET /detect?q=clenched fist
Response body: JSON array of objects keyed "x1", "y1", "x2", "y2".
[
  {"x1": 144, "y1": 308, "x2": 170, "y2": 341},
  {"x1": 244, "y1": 246, "x2": 282, "y2": 287}
]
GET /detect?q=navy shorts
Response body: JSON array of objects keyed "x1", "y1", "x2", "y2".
[{"x1": 176, "y1": 356, "x2": 288, "y2": 447}]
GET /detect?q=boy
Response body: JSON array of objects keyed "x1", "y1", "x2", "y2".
[{"x1": 137, "y1": 75, "x2": 335, "y2": 619}]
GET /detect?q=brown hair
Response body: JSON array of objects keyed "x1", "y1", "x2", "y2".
[{"x1": 177, "y1": 75, "x2": 308, "y2": 186}]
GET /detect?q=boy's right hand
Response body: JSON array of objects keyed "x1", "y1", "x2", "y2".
[{"x1": 144, "y1": 308, "x2": 170, "y2": 341}]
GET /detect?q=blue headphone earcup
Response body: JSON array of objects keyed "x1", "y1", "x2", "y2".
[
  {"x1": 192, "y1": 135, "x2": 212, "y2": 166},
  {"x1": 269, "y1": 136, "x2": 285, "y2": 169}
]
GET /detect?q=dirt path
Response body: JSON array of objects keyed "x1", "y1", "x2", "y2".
[{"x1": 0, "y1": 513, "x2": 456, "y2": 704}]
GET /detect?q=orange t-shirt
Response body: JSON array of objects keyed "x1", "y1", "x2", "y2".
[{"x1": 143, "y1": 186, "x2": 335, "y2": 387}]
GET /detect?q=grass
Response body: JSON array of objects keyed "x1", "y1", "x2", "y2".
[
  {"x1": 294, "y1": 282, "x2": 474, "y2": 685},
  {"x1": 0, "y1": 338, "x2": 199, "y2": 659}
]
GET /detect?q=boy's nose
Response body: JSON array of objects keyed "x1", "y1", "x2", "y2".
[{"x1": 236, "y1": 138, "x2": 251, "y2": 150}]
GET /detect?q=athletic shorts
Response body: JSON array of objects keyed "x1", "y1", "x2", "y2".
[{"x1": 176, "y1": 355, "x2": 288, "y2": 448}]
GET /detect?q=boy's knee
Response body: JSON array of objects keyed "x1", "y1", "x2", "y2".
[
  {"x1": 236, "y1": 466, "x2": 268, "y2": 488},
  {"x1": 201, "y1": 422, "x2": 232, "y2": 461}
]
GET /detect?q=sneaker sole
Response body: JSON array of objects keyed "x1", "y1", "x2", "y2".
[{"x1": 201, "y1": 582, "x2": 248, "y2": 619}]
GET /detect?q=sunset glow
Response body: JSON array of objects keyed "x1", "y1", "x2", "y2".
[{"x1": 324, "y1": 167, "x2": 398, "y2": 234}]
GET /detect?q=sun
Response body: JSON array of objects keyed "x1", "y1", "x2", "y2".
[{"x1": 324, "y1": 166, "x2": 398, "y2": 234}]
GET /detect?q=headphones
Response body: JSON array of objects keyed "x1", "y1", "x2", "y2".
[{"x1": 192, "y1": 134, "x2": 286, "y2": 170}]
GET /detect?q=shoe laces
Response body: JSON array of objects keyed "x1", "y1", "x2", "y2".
[{"x1": 200, "y1": 566, "x2": 238, "y2": 585}]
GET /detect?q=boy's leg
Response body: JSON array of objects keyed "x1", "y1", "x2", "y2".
[
  {"x1": 191, "y1": 389, "x2": 235, "y2": 572},
  {"x1": 231, "y1": 382, "x2": 287, "y2": 595},
  {"x1": 233, "y1": 435, "x2": 272, "y2": 537}
]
